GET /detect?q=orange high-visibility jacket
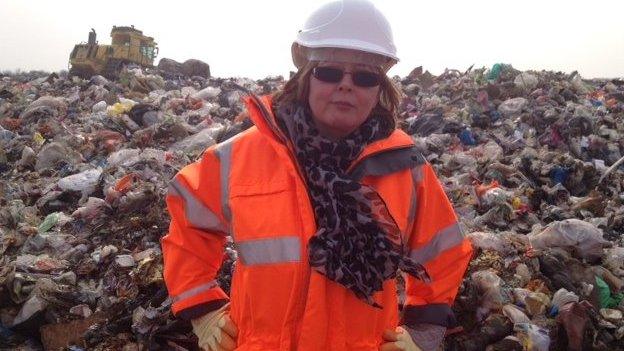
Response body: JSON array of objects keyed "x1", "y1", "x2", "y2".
[{"x1": 161, "y1": 95, "x2": 473, "y2": 351}]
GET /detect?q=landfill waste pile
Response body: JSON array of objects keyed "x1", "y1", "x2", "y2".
[{"x1": 1, "y1": 63, "x2": 623, "y2": 350}]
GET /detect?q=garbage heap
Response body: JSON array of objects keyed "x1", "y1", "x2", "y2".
[{"x1": 0, "y1": 63, "x2": 623, "y2": 350}]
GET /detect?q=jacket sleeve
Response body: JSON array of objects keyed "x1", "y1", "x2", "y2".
[
  {"x1": 400, "y1": 162, "x2": 473, "y2": 341},
  {"x1": 161, "y1": 149, "x2": 230, "y2": 320}
]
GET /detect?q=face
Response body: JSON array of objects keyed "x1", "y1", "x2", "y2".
[{"x1": 308, "y1": 62, "x2": 381, "y2": 139}]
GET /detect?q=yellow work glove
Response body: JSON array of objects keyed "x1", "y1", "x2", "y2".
[
  {"x1": 381, "y1": 324, "x2": 446, "y2": 351},
  {"x1": 191, "y1": 303, "x2": 238, "y2": 351},
  {"x1": 381, "y1": 326, "x2": 422, "y2": 351}
]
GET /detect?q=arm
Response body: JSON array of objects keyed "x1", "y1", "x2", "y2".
[
  {"x1": 161, "y1": 150, "x2": 230, "y2": 320},
  {"x1": 401, "y1": 162, "x2": 473, "y2": 349}
]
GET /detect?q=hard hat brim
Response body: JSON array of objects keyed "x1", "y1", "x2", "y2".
[{"x1": 292, "y1": 42, "x2": 397, "y2": 72}]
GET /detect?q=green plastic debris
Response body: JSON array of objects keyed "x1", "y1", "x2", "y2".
[
  {"x1": 38, "y1": 212, "x2": 60, "y2": 233},
  {"x1": 596, "y1": 276, "x2": 624, "y2": 309},
  {"x1": 487, "y1": 63, "x2": 504, "y2": 81}
]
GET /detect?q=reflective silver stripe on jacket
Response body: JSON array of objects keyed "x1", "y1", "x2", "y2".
[
  {"x1": 236, "y1": 236, "x2": 301, "y2": 266},
  {"x1": 407, "y1": 164, "x2": 424, "y2": 223},
  {"x1": 214, "y1": 134, "x2": 241, "y2": 224},
  {"x1": 405, "y1": 165, "x2": 423, "y2": 238},
  {"x1": 407, "y1": 192, "x2": 417, "y2": 224},
  {"x1": 171, "y1": 280, "x2": 218, "y2": 304},
  {"x1": 411, "y1": 164, "x2": 424, "y2": 183},
  {"x1": 408, "y1": 222, "x2": 464, "y2": 265},
  {"x1": 168, "y1": 179, "x2": 228, "y2": 235}
]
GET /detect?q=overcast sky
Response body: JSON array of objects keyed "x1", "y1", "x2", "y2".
[{"x1": 1, "y1": 0, "x2": 623, "y2": 79}]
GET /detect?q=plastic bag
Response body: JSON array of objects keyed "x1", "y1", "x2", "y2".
[
  {"x1": 107, "y1": 149, "x2": 141, "y2": 167},
  {"x1": 71, "y1": 197, "x2": 110, "y2": 220},
  {"x1": 502, "y1": 304, "x2": 530, "y2": 324},
  {"x1": 599, "y1": 308, "x2": 623, "y2": 322},
  {"x1": 556, "y1": 301, "x2": 591, "y2": 351},
  {"x1": 92, "y1": 101, "x2": 107, "y2": 113},
  {"x1": 571, "y1": 73, "x2": 590, "y2": 94},
  {"x1": 528, "y1": 219, "x2": 611, "y2": 261},
  {"x1": 459, "y1": 129, "x2": 477, "y2": 145},
  {"x1": 498, "y1": 97, "x2": 528, "y2": 116},
  {"x1": 596, "y1": 276, "x2": 624, "y2": 309},
  {"x1": 57, "y1": 168, "x2": 102, "y2": 197},
  {"x1": 514, "y1": 323, "x2": 550, "y2": 351},
  {"x1": 470, "y1": 141, "x2": 504, "y2": 163},
  {"x1": 487, "y1": 63, "x2": 504, "y2": 81},
  {"x1": 192, "y1": 86, "x2": 221, "y2": 100},
  {"x1": 467, "y1": 232, "x2": 516, "y2": 254},
  {"x1": 472, "y1": 270, "x2": 504, "y2": 319},
  {"x1": 37, "y1": 212, "x2": 60, "y2": 234},
  {"x1": 514, "y1": 73, "x2": 538, "y2": 91},
  {"x1": 168, "y1": 127, "x2": 220, "y2": 156},
  {"x1": 106, "y1": 101, "x2": 135, "y2": 117},
  {"x1": 0, "y1": 126, "x2": 15, "y2": 142},
  {"x1": 481, "y1": 188, "x2": 513, "y2": 207},
  {"x1": 604, "y1": 247, "x2": 624, "y2": 276},
  {"x1": 550, "y1": 288, "x2": 579, "y2": 316}
]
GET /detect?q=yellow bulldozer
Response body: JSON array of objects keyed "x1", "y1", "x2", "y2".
[{"x1": 69, "y1": 25, "x2": 158, "y2": 79}]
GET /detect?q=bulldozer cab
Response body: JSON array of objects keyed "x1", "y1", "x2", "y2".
[
  {"x1": 69, "y1": 25, "x2": 158, "y2": 79},
  {"x1": 109, "y1": 26, "x2": 158, "y2": 66}
]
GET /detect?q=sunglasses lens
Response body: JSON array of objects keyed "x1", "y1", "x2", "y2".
[
  {"x1": 313, "y1": 67, "x2": 343, "y2": 83},
  {"x1": 313, "y1": 67, "x2": 381, "y2": 87},
  {"x1": 352, "y1": 71, "x2": 381, "y2": 87}
]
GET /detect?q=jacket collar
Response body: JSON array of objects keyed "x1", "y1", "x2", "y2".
[{"x1": 243, "y1": 94, "x2": 415, "y2": 166}]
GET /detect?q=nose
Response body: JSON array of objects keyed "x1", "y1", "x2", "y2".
[{"x1": 337, "y1": 72, "x2": 355, "y2": 92}]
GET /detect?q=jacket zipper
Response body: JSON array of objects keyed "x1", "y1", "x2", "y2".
[
  {"x1": 250, "y1": 94, "x2": 416, "y2": 347},
  {"x1": 249, "y1": 95, "x2": 314, "y2": 348}
]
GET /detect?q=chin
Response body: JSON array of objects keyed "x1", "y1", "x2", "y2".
[{"x1": 332, "y1": 125, "x2": 357, "y2": 136}]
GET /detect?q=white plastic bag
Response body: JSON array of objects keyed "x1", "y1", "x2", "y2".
[
  {"x1": 514, "y1": 73, "x2": 538, "y2": 91},
  {"x1": 57, "y1": 168, "x2": 102, "y2": 197},
  {"x1": 498, "y1": 97, "x2": 528, "y2": 116},
  {"x1": 528, "y1": 219, "x2": 611, "y2": 261}
]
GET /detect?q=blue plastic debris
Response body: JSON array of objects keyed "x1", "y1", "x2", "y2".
[
  {"x1": 550, "y1": 167, "x2": 569, "y2": 185},
  {"x1": 459, "y1": 129, "x2": 477, "y2": 145},
  {"x1": 488, "y1": 109, "x2": 502, "y2": 121}
]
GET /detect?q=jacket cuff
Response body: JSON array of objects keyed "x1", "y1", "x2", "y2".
[
  {"x1": 170, "y1": 281, "x2": 229, "y2": 318},
  {"x1": 401, "y1": 303, "x2": 457, "y2": 328},
  {"x1": 177, "y1": 299, "x2": 229, "y2": 320},
  {"x1": 403, "y1": 323, "x2": 446, "y2": 351}
]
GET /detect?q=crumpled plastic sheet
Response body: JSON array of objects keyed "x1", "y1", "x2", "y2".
[{"x1": 1, "y1": 63, "x2": 624, "y2": 350}]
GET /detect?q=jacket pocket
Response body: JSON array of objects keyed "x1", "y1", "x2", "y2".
[
  {"x1": 229, "y1": 181, "x2": 304, "y2": 348},
  {"x1": 229, "y1": 179, "x2": 302, "y2": 241}
]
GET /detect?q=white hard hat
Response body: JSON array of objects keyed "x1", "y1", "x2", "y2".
[{"x1": 292, "y1": 0, "x2": 398, "y2": 71}]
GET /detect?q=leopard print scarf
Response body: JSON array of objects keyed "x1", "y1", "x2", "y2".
[{"x1": 276, "y1": 103, "x2": 429, "y2": 308}]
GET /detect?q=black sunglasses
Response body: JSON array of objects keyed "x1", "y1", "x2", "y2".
[{"x1": 312, "y1": 66, "x2": 382, "y2": 88}]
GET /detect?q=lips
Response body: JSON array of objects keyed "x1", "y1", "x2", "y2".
[{"x1": 332, "y1": 101, "x2": 354, "y2": 108}]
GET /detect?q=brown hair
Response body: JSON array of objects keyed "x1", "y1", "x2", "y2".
[{"x1": 273, "y1": 61, "x2": 402, "y2": 129}]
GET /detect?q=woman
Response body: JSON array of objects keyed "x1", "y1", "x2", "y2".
[{"x1": 161, "y1": 1, "x2": 473, "y2": 350}]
